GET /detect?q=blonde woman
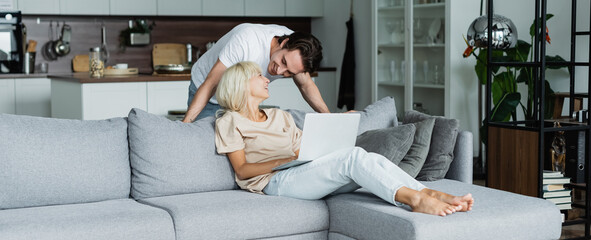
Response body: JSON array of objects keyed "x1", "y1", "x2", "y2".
[{"x1": 214, "y1": 61, "x2": 473, "y2": 216}]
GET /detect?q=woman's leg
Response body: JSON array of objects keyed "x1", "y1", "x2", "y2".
[
  {"x1": 265, "y1": 147, "x2": 425, "y2": 204},
  {"x1": 264, "y1": 147, "x2": 470, "y2": 216}
]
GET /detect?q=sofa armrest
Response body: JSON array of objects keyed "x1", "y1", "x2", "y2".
[{"x1": 445, "y1": 131, "x2": 473, "y2": 184}]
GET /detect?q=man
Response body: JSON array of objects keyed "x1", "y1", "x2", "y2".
[{"x1": 182, "y1": 23, "x2": 329, "y2": 122}]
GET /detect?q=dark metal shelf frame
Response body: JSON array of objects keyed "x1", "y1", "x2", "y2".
[{"x1": 484, "y1": 0, "x2": 591, "y2": 239}]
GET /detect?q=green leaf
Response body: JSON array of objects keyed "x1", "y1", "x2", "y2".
[
  {"x1": 492, "y1": 81, "x2": 503, "y2": 105},
  {"x1": 545, "y1": 55, "x2": 569, "y2": 70},
  {"x1": 490, "y1": 92, "x2": 521, "y2": 122},
  {"x1": 530, "y1": 14, "x2": 554, "y2": 38},
  {"x1": 474, "y1": 49, "x2": 503, "y2": 85},
  {"x1": 475, "y1": 56, "x2": 487, "y2": 85},
  {"x1": 516, "y1": 67, "x2": 532, "y2": 83}
]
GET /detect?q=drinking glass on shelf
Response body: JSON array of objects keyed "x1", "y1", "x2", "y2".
[
  {"x1": 390, "y1": 60, "x2": 398, "y2": 83},
  {"x1": 401, "y1": 60, "x2": 406, "y2": 82},
  {"x1": 412, "y1": 60, "x2": 417, "y2": 83},
  {"x1": 433, "y1": 64, "x2": 442, "y2": 85},
  {"x1": 386, "y1": 19, "x2": 403, "y2": 44},
  {"x1": 423, "y1": 60, "x2": 429, "y2": 84},
  {"x1": 413, "y1": 18, "x2": 425, "y2": 43}
]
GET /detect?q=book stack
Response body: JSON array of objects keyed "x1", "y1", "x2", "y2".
[{"x1": 543, "y1": 170, "x2": 572, "y2": 211}]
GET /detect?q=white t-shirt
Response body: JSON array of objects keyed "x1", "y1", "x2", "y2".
[{"x1": 191, "y1": 23, "x2": 294, "y2": 104}]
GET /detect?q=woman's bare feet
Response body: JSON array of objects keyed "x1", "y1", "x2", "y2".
[
  {"x1": 396, "y1": 187, "x2": 457, "y2": 216},
  {"x1": 421, "y1": 189, "x2": 474, "y2": 212}
]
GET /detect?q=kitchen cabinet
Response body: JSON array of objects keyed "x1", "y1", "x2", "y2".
[
  {"x1": 202, "y1": 0, "x2": 244, "y2": 16},
  {"x1": 17, "y1": 0, "x2": 59, "y2": 15},
  {"x1": 0, "y1": 0, "x2": 18, "y2": 11},
  {"x1": 157, "y1": 0, "x2": 201, "y2": 16},
  {"x1": 109, "y1": 0, "x2": 157, "y2": 16},
  {"x1": 51, "y1": 76, "x2": 190, "y2": 120},
  {"x1": 0, "y1": 78, "x2": 16, "y2": 114},
  {"x1": 0, "y1": 77, "x2": 50, "y2": 117},
  {"x1": 15, "y1": 77, "x2": 51, "y2": 117},
  {"x1": 285, "y1": 0, "x2": 323, "y2": 17},
  {"x1": 52, "y1": 81, "x2": 147, "y2": 120},
  {"x1": 146, "y1": 81, "x2": 189, "y2": 116},
  {"x1": 371, "y1": 0, "x2": 447, "y2": 117},
  {"x1": 60, "y1": 0, "x2": 109, "y2": 15},
  {"x1": 245, "y1": 0, "x2": 284, "y2": 17}
]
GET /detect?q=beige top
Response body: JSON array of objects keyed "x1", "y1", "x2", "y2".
[{"x1": 215, "y1": 108, "x2": 302, "y2": 194}]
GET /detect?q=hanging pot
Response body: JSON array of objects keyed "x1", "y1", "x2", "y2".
[
  {"x1": 52, "y1": 23, "x2": 71, "y2": 57},
  {"x1": 41, "y1": 21, "x2": 58, "y2": 61}
]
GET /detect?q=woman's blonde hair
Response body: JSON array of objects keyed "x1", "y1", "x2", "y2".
[{"x1": 215, "y1": 61, "x2": 262, "y2": 118}]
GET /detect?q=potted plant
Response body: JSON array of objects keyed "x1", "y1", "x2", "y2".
[{"x1": 463, "y1": 14, "x2": 569, "y2": 143}]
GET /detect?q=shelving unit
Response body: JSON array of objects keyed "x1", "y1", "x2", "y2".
[
  {"x1": 371, "y1": 0, "x2": 447, "y2": 118},
  {"x1": 484, "y1": 0, "x2": 591, "y2": 238}
]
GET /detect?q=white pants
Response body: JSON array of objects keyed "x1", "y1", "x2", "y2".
[{"x1": 263, "y1": 147, "x2": 426, "y2": 205}]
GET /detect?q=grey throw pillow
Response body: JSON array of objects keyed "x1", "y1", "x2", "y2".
[
  {"x1": 128, "y1": 108, "x2": 237, "y2": 199},
  {"x1": 397, "y1": 118, "x2": 436, "y2": 177},
  {"x1": 355, "y1": 124, "x2": 416, "y2": 165},
  {"x1": 404, "y1": 110, "x2": 459, "y2": 181}
]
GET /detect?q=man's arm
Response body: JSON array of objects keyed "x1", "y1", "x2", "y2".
[
  {"x1": 182, "y1": 59, "x2": 227, "y2": 123},
  {"x1": 292, "y1": 72, "x2": 330, "y2": 113}
]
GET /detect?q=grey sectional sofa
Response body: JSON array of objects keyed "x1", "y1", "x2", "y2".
[{"x1": 0, "y1": 97, "x2": 562, "y2": 239}]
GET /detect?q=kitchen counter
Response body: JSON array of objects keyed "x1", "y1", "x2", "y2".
[
  {"x1": 3, "y1": 67, "x2": 336, "y2": 81},
  {"x1": 49, "y1": 73, "x2": 190, "y2": 83},
  {"x1": 0, "y1": 73, "x2": 53, "y2": 79}
]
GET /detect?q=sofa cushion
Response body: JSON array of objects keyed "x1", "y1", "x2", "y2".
[
  {"x1": 287, "y1": 97, "x2": 398, "y2": 134},
  {"x1": 0, "y1": 199, "x2": 174, "y2": 240},
  {"x1": 404, "y1": 110, "x2": 459, "y2": 181},
  {"x1": 139, "y1": 190, "x2": 329, "y2": 240},
  {"x1": 398, "y1": 118, "x2": 435, "y2": 177},
  {"x1": 355, "y1": 124, "x2": 415, "y2": 165},
  {"x1": 0, "y1": 114, "x2": 130, "y2": 210},
  {"x1": 326, "y1": 179, "x2": 562, "y2": 240},
  {"x1": 127, "y1": 108, "x2": 237, "y2": 199}
]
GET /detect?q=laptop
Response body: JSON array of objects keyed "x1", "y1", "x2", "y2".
[{"x1": 272, "y1": 113, "x2": 360, "y2": 171}]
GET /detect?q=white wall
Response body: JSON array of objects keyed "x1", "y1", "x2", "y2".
[{"x1": 312, "y1": 0, "x2": 373, "y2": 111}]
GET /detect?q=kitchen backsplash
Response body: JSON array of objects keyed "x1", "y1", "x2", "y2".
[{"x1": 23, "y1": 16, "x2": 311, "y2": 74}]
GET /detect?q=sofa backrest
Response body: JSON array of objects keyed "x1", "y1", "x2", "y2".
[
  {"x1": 127, "y1": 109, "x2": 237, "y2": 199},
  {"x1": 0, "y1": 114, "x2": 130, "y2": 210}
]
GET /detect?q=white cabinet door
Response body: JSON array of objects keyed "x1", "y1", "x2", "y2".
[
  {"x1": 245, "y1": 0, "x2": 284, "y2": 16},
  {"x1": 285, "y1": 0, "x2": 323, "y2": 17},
  {"x1": 60, "y1": 0, "x2": 109, "y2": 15},
  {"x1": 17, "y1": 0, "x2": 59, "y2": 14},
  {"x1": 146, "y1": 81, "x2": 189, "y2": 116},
  {"x1": 202, "y1": 0, "x2": 244, "y2": 16},
  {"x1": 15, "y1": 78, "x2": 51, "y2": 117},
  {"x1": 0, "y1": 78, "x2": 15, "y2": 114},
  {"x1": 82, "y1": 82, "x2": 147, "y2": 120},
  {"x1": 157, "y1": 0, "x2": 201, "y2": 16},
  {"x1": 0, "y1": 0, "x2": 18, "y2": 11},
  {"x1": 110, "y1": 0, "x2": 157, "y2": 16}
]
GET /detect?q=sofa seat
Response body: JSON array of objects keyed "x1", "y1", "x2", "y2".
[
  {"x1": 326, "y1": 179, "x2": 562, "y2": 240},
  {"x1": 139, "y1": 190, "x2": 330, "y2": 240},
  {"x1": 0, "y1": 199, "x2": 175, "y2": 240}
]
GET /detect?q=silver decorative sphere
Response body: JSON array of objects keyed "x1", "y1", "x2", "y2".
[{"x1": 467, "y1": 14, "x2": 518, "y2": 49}]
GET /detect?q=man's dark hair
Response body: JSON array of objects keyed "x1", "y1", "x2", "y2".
[{"x1": 277, "y1": 32, "x2": 323, "y2": 73}]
